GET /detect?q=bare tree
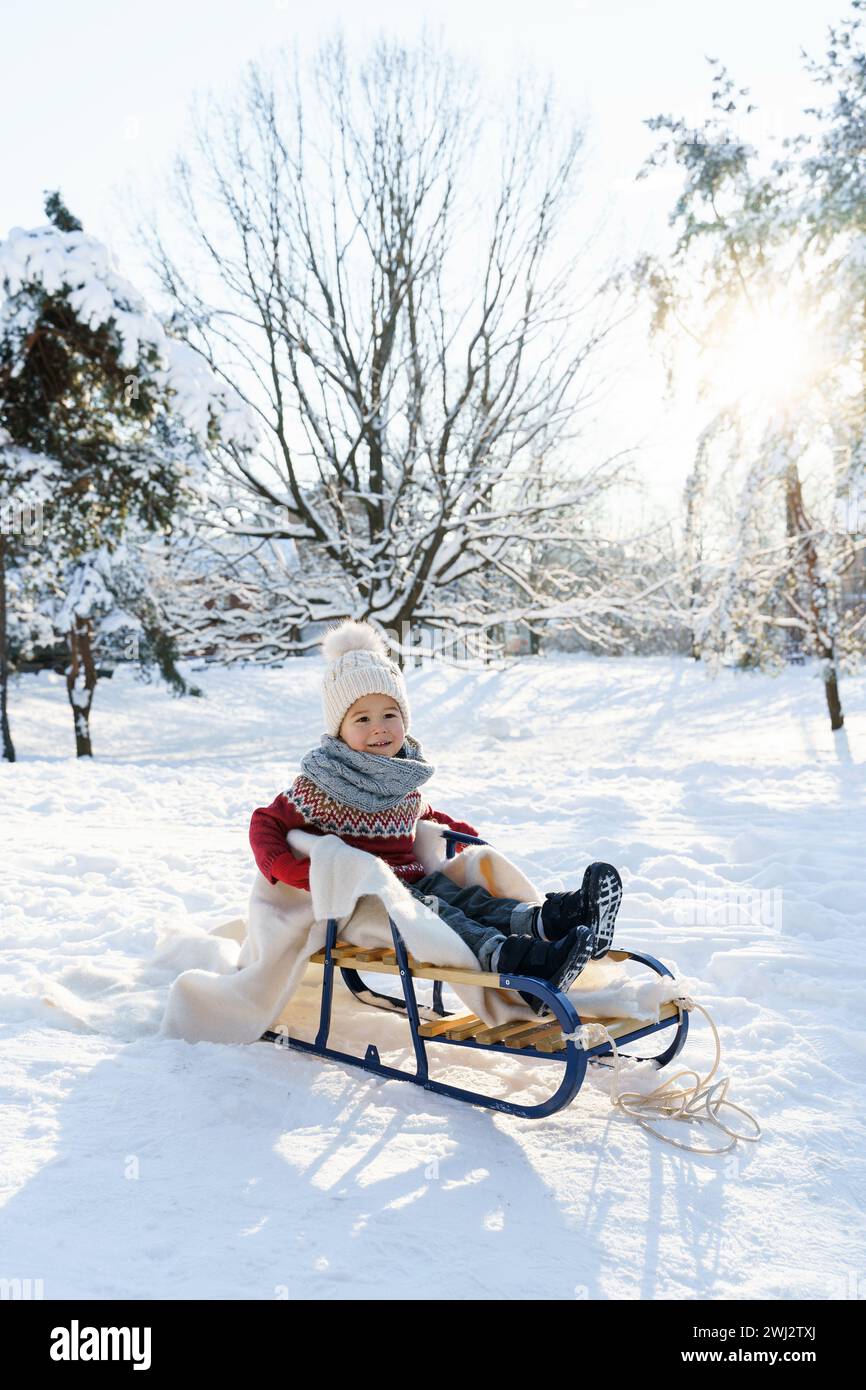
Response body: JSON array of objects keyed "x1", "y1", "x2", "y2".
[{"x1": 138, "y1": 28, "x2": 630, "y2": 660}]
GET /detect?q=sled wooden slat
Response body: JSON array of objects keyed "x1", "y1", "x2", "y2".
[
  {"x1": 472, "y1": 1017, "x2": 547, "y2": 1046},
  {"x1": 471, "y1": 1018, "x2": 527, "y2": 1045},
  {"x1": 444, "y1": 1015, "x2": 487, "y2": 1041},
  {"x1": 567, "y1": 1000, "x2": 682, "y2": 1041},
  {"x1": 391, "y1": 1000, "x2": 683, "y2": 1050},
  {"x1": 503, "y1": 1018, "x2": 563, "y2": 1044},
  {"x1": 328, "y1": 945, "x2": 363, "y2": 962},
  {"x1": 606, "y1": 1001, "x2": 682, "y2": 1038},
  {"x1": 416, "y1": 1013, "x2": 484, "y2": 1041},
  {"x1": 511, "y1": 1017, "x2": 567, "y2": 1045},
  {"x1": 308, "y1": 941, "x2": 504, "y2": 991},
  {"x1": 531, "y1": 1000, "x2": 684, "y2": 1053},
  {"x1": 418, "y1": 1013, "x2": 475, "y2": 1038},
  {"x1": 401, "y1": 962, "x2": 504, "y2": 987}
]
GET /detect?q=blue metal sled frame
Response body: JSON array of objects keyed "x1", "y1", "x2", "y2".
[{"x1": 260, "y1": 830, "x2": 689, "y2": 1119}]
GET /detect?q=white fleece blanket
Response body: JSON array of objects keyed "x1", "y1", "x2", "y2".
[{"x1": 158, "y1": 820, "x2": 683, "y2": 1045}]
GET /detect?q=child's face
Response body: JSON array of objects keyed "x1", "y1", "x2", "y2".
[{"x1": 339, "y1": 693, "x2": 405, "y2": 755}]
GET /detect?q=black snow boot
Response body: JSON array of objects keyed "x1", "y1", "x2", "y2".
[
  {"x1": 539, "y1": 862, "x2": 622, "y2": 960},
  {"x1": 495, "y1": 924, "x2": 596, "y2": 1016},
  {"x1": 585, "y1": 862, "x2": 623, "y2": 959}
]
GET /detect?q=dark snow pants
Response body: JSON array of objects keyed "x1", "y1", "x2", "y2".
[{"x1": 406, "y1": 870, "x2": 538, "y2": 971}]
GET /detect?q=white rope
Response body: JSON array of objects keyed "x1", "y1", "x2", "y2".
[{"x1": 567, "y1": 998, "x2": 762, "y2": 1155}]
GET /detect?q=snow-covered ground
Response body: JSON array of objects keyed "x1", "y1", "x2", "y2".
[{"x1": 1, "y1": 654, "x2": 864, "y2": 1300}]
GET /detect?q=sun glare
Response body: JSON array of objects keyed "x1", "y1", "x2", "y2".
[{"x1": 707, "y1": 302, "x2": 827, "y2": 412}]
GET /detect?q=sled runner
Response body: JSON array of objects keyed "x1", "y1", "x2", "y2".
[{"x1": 261, "y1": 830, "x2": 690, "y2": 1120}]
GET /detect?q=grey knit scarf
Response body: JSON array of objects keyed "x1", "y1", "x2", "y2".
[{"x1": 299, "y1": 732, "x2": 435, "y2": 811}]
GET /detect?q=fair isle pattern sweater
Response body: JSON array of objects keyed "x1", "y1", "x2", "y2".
[{"x1": 249, "y1": 773, "x2": 479, "y2": 893}]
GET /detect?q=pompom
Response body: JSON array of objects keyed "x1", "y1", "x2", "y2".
[{"x1": 321, "y1": 619, "x2": 389, "y2": 664}]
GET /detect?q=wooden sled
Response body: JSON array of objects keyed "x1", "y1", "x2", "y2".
[{"x1": 261, "y1": 830, "x2": 690, "y2": 1119}]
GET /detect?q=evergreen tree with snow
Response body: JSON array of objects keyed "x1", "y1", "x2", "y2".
[{"x1": 0, "y1": 191, "x2": 257, "y2": 756}]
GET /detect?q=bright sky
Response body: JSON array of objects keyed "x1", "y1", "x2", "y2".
[{"x1": 0, "y1": 0, "x2": 852, "y2": 527}]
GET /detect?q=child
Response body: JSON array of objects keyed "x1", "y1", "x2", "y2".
[{"x1": 249, "y1": 620, "x2": 622, "y2": 1014}]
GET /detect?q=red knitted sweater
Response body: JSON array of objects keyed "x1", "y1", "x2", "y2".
[{"x1": 249, "y1": 773, "x2": 479, "y2": 892}]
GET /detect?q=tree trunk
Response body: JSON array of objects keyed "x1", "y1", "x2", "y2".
[
  {"x1": 683, "y1": 443, "x2": 707, "y2": 661},
  {"x1": 66, "y1": 617, "x2": 97, "y2": 757},
  {"x1": 689, "y1": 588, "x2": 702, "y2": 659},
  {"x1": 0, "y1": 537, "x2": 15, "y2": 762},
  {"x1": 145, "y1": 623, "x2": 200, "y2": 696},
  {"x1": 823, "y1": 654, "x2": 844, "y2": 732},
  {"x1": 785, "y1": 462, "x2": 844, "y2": 732}
]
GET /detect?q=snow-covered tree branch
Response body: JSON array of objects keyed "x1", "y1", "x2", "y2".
[{"x1": 138, "y1": 31, "x2": 634, "y2": 658}]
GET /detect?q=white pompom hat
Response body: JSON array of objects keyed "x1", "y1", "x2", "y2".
[{"x1": 320, "y1": 619, "x2": 410, "y2": 738}]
